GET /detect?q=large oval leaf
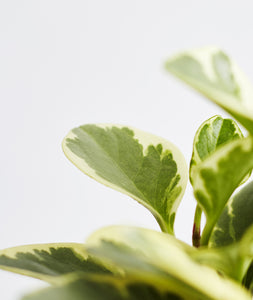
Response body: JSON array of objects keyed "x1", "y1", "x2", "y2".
[
  {"x1": 85, "y1": 226, "x2": 251, "y2": 300},
  {"x1": 0, "y1": 243, "x2": 111, "y2": 282},
  {"x1": 23, "y1": 274, "x2": 183, "y2": 300},
  {"x1": 165, "y1": 47, "x2": 253, "y2": 134},
  {"x1": 62, "y1": 124, "x2": 188, "y2": 234},
  {"x1": 191, "y1": 136, "x2": 253, "y2": 245}
]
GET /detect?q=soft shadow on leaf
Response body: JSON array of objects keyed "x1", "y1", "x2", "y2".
[{"x1": 22, "y1": 274, "x2": 183, "y2": 300}]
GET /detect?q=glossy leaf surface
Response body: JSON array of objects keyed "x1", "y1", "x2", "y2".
[{"x1": 62, "y1": 124, "x2": 188, "y2": 234}]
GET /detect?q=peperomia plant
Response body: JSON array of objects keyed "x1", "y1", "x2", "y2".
[{"x1": 1, "y1": 47, "x2": 253, "y2": 300}]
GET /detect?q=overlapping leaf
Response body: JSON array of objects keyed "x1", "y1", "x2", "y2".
[
  {"x1": 22, "y1": 274, "x2": 183, "y2": 300},
  {"x1": 190, "y1": 115, "x2": 250, "y2": 247},
  {"x1": 62, "y1": 124, "x2": 188, "y2": 234},
  {"x1": 0, "y1": 243, "x2": 111, "y2": 282},
  {"x1": 190, "y1": 115, "x2": 245, "y2": 183},
  {"x1": 210, "y1": 181, "x2": 253, "y2": 247},
  {"x1": 190, "y1": 225, "x2": 253, "y2": 285},
  {"x1": 85, "y1": 226, "x2": 251, "y2": 300},
  {"x1": 190, "y1": 136, "x2": 253, "y2": 245},
  {"x1": 165, "y1": 47, "x2": 253, "y2": 133}
]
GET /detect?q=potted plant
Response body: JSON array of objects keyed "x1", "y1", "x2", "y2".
[{"x1": 1, "y1": 47, "x2": 253, "y2": 299}]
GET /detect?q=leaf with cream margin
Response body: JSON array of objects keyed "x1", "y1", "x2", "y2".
[
  {"x1": 190, "y1": 135, "x2": 253, "y2": 245},
  {"x1": 190, "y1": 115, "x2": 246, "y2": 183},
  {"x1": 192, "y1": 132, "x2": 253, "y2": 245},
  {"x1": 85, "y1": 226, "x2": 251, "y2": 300},
  {"x1": 165, "y1": 47, "x2": 253, "y2": 133},
  {"x1": 0, "y1": 243, "x2": 111, "y2": 282},
  {"x1": 190, "y1": 115, "x2": 250, "y2": 247},
  {"x1": 62, "y1": 124, "x2": 188, "y2": 234},
  {"x1": 22, "y1": 273, "x2": 183, "y2": 300}
]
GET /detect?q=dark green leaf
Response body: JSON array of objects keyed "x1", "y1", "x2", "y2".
[{"x1": 210, "y1": 181, "x2": 253, "y2": 247}]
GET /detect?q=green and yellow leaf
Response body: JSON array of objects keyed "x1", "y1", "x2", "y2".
[
  {"x1": 23, "y1": 273, "x2": 183, "y2": 300},
  {"x1": 0, "y1": 243, "x2": 111, "y2": 282},
  {"x1": 62, "y1": 124, "x2": 188, "y2": 234},
  {"x1": 190, "y1": 136, "x2": 253, "y2": 245},
  {"x1": 165, "y1": 47, "x2": 253, "y2": 133},
  {"x1": 85, "y1": 226, "x2": 251, "y2": 300},
  {"x1": 190, "y1": 115, "x2": 246, "y2": 183},
  {"x1": 190, "y1": 115, "x2": 250, "y2": 247}
]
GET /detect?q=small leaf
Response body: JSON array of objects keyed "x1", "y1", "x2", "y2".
[
  {"x1": 62, "y1": 124, "x2": 188, "y2": 234},
  {"x1": 23, "y1": 274, "x2": 183, "y2": 300},
  {"x1": 0, "y1": 243, "x2": 111, "y2": 282},
  {"x1": 190, "y1": 136, "x2": 253, "y2": 245},
  {"x1": 190, "y1": 115, "x2": 251, "y2": 247},
  {"x1": 210, "y1": 181, "x2": 253, "y2": 247},
  {"x1": 86, "y1": 226, "x2": 251, "y2": 300},
  {"x1": 165, "y1": 47, "x2": 253, "y2": 133},
  {"x1": 190, "y1": 115, "x2": 247, "y2": 183}
]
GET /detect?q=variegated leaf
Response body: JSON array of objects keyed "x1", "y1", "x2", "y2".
[
  {"x1": 23, "y1": 274, "x2": 183, "y2": 300},
  {"x1": 85, "y1": 226, "x2": 251, "y2": 300},
  {"x1": 190, "y1": 115, "x2": 250, "y2": 247},
  {"x1": 62, "y1": 124, "x2": 188, "y2": 234},
  {"x1": 190, "y1": 136, "x2": 253, "y2": 245},
  {"x1": 0, "y1": 243, "x2": 111, "y2": 282},
  {"x1": 210, "y1": 181, "x2": 253, "y2": 247},
  {"x1": 190, "y1": 115, "x2": 246, "y2": 183},
  {"x1": 165, "y1": 47, "x2": 253, "y2": 133}
]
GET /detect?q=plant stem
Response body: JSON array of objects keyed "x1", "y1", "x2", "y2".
[
  {"x1": 200, "y1": 218, "x2": 217, "y2": 246},
  {"x1": 192, "y1": 204, "x2": 202, "y2": 248}
]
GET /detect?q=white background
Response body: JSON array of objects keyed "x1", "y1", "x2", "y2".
[{"x1": 1, "y1": 1, "x2": 253, "y2": 299}]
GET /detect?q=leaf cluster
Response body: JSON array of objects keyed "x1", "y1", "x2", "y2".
[{"x1": 1, "y1": 48, "x2": 253, "y2": 299}]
